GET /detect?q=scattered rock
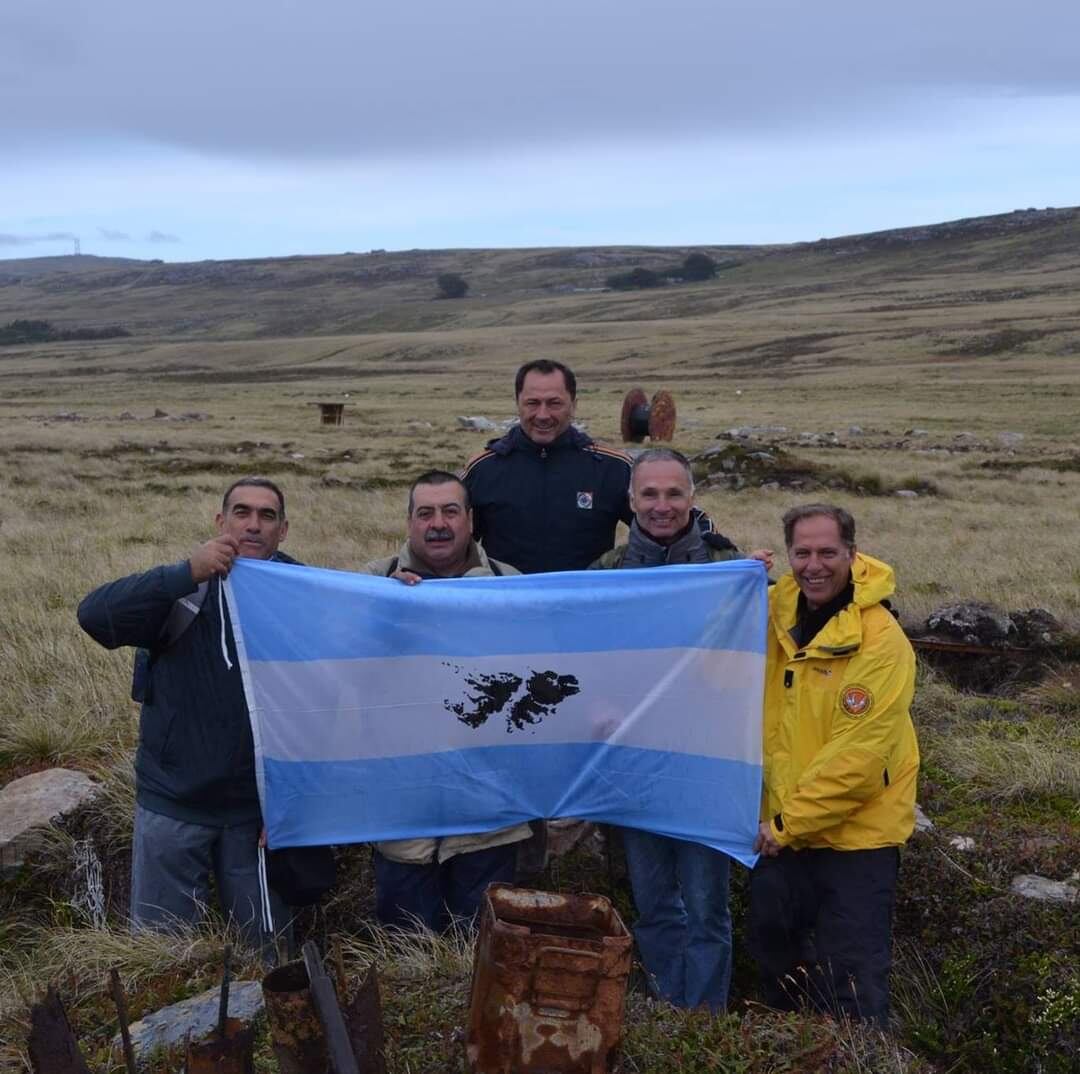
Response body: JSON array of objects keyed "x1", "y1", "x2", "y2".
[
  {"x1": 1010, "y1": 874, "x2": 1079, "y2": 905},
  {"x1": 152, "y1": 408, "x2": 169, "y2": 419},
  {"x1": 289, "y1": 453, "x2": 305, "y2": 460},
  {"x1": 894, "y1": 489, "x2": 919, "y2": 499},
  {"x1": 117, "y1": 411, "x2": 136, "y2": 421},
  {"x1": 0, "y1": 769, "x2": 102, "y2": 872},
  {"x1": 949, "y1": 835, "x2": 976, "y2": 852},
  {"x1": 924, "y1": 601, "x2": 1017, "y2": 645},
  {"x1": 913, "y1": 804, "x2": 935, "y2": 833},
  {"x1": 1020, "y1": 835, "x2": 1062, "y2": 857},
  {"x1": 1010, "y1": 608, "x2": 1064, "y2": 648},
  {"x1": 456, "y1": 416, "x2": 498, "y2": 432},
  {"x1": 117, "y1": 980, "x2": 264, "y2": 1064},
  {"x1": 847, "y1": 425, "x2": 864, "y2": 436},
  {"x1": 179, "y1": 411, "x2": 209, "y2": 421},
  {"x1": 997, "y1": 431, "x2": 1025, "y2": 447},
  {"x1": 904, "y1": 428, "x2": 930, "y2": 438},
  {"x1": 722, "y1": 425, "x2": 788, "y2": 440},
  {"x1": 403, "y1": 421, "x2": 434, "y2": 432}
]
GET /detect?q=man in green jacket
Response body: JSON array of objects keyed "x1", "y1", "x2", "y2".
[{"x1": 361, "y1": 470, "x2": 531, "y2": 930}]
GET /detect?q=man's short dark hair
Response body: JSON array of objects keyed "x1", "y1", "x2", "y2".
[
  {"x1": 631, "y1": 447, "x2": 695, "y2": 491},
  {"x1": 408, "y1": 470, "x2": 470, "y2": 516},
  {"x1": 782, "y1": 503, "x2": 856, "y2": 549},
  {"x1": 222, "y1": 477, "x2": 286, "y2": 519},
  {"x1": 514, "y1": 359, "x2": 577, "y2": 400}
]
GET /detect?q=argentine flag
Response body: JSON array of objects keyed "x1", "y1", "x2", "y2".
[{"x1": 226, "y1": 558, "x2": 767, "y2": 865}]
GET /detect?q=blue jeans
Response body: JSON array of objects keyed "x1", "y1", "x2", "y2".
[
  {"x1": 130, "y1": 804, "x2": 288, "y2": 952},
  {"x1": 374, "y1": 842, "x2": 518, "y2": 932},
  {"x1": 622, "y1": 827, "x2": 732, "y2": 1011}
]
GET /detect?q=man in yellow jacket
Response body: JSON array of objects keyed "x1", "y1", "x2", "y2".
[
  {"x1": 750, "y1": 503, "x2": 919, "y2": 1026},
  {"x1": 362, "y1": 470, "x2": 531, "y2": 930}
]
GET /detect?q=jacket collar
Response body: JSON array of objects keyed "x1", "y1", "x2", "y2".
[
  {"x1": 394, "y1": 538, "x2": 492, "y2": 577},
  {"x1": 486, "y1": 423, "x2": 593, "y2": 456},
  {"x1": 770, "y1": 552, "x2": 896, "y2": 658}
]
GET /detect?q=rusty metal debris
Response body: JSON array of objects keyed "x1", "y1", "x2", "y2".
[
  {"x1": 620, "y1": 388, "x2": 676, "y2": 442},
  {"x1": 264, "y1": 945, "x2": 386, "y2": 1074},
  {"x1": 184, "y1": 1018, "x2": 256, "y2": 1074},
  {"x1": 303, "y1": 941, "x2": 360, "y2": 1074},
  {"x1": 27, "y1": 986, "x2": 91, "y2": 1074},
  {"x1": 907, "y1": 636, "x2": 1033, "y2": 656},
  {"x1": 264, "y1": 958, "x2": 331, "y2": 1074},
  {"x1": 467, "y1": 883, "x2": 632, "y2": 1074},
  {"x1": 108, "y1": 968, "x2": 137, "y2": 1074},
  {"x1": 185, "y1": 945, "x2": 255, "y2": 1074}
]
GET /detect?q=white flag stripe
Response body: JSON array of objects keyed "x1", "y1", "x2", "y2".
[{"x1": 249, "y1": 647, "x2": 764, "y2": 765}]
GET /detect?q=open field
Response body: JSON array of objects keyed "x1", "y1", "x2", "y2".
[{"x1": 1, "y1": 209, "x2": 1078, "y2": 1071}]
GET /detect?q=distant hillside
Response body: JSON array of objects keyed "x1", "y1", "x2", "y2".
[{"x1": 0, "y1": 207, "x2": 1076, "y2": 341}]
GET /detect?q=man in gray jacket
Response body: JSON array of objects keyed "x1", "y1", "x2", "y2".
[
  {"x1": 78, "y1": 478, "x2": 295, "y2": 943},
  {"x1": 362, "y1": 470, "x2": 531, "y2": 930}
]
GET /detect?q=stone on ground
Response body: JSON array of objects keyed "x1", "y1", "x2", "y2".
[
  {"x1": 116, "y1": 980, "x2": 264, "y2": 1063},
  {"x1": 0, "y1": 769, "x2": 102, "y2": 872}
]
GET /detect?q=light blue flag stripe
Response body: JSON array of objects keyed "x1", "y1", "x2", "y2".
[
  {"x1": 262, "y1": 745, "x2": 763, "y2": 866},
  {"x1": 228, "y1": 558, "x2": 768, "y2": 661}
]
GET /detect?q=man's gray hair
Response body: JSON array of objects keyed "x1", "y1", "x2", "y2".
[
  {"x1": 782, "y1": 503, "x2": 856, "y2": 549},
  {"x1": 630, "y1": 448, "x2": 695, "y2": 492}
]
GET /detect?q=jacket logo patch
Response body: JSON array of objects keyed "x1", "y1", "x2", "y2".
[
  {"x1": 840, "y1": 685, "x2": 873, "y2": 717},
  {"x1": 576, "y1": 491, "x2": 594, "y2": 509}
]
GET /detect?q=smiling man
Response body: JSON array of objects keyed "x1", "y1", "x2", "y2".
[
  {"x1": 361, "y1": 470, "x2": 530, "y2": 929},
  {"x1": 750, "y1": 503, "x2": 919, "y2": 1026},
  {"x1": 77, "y1": 478, "x2": 298, "y2": 945},
  {"x1": 589, "y1": 448, "x2": 771, "y2": 1012},
  {"x1": 461, "y1": 359, "x2": 634, "y2": 574}
]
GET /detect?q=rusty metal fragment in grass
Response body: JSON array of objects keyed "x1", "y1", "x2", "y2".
[
  {"x1": 27, "y1": 986, "x2": 91, "y2": 1074},
  {"x1": 184, "y1": 1017, "x2": 256, "y2": 1074},
  {"x1": 467, "y1": 883, "x2": 632, "y2": 1074},
  {"x1": 263, "y1": 959, "x2": 330, "y2": 1074}
]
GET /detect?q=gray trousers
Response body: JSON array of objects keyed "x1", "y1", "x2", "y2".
[{"x1": 131, "y1": 804, "x2": 288, "y2": 949}]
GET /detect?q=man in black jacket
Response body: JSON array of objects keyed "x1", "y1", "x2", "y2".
[
  {"x1": 461, "y1": 359, "x2": 633, "y2": 574},
  {"x1": 77, "y1": 478, "x2": 296, "y2": 942}
]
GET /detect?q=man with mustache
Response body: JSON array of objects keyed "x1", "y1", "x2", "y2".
[
  {"x1": 77, "y1": 478, "x2": 297, "y2": 945},
  {"x1": 361, "y1": 470, "x2": 531, "y2": 930}
]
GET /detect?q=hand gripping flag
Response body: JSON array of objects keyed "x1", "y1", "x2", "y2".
[{"x1": 226, "y1": 559, "x2": 767, "y2": 865}]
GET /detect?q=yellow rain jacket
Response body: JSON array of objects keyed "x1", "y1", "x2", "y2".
[{"x1": 763, "y1": 553, "x2": 919, "y2": 850}]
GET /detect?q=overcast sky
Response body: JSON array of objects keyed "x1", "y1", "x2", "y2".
[{"x1": 3, "y1": 1, "x2": 1079, "y2": 261}]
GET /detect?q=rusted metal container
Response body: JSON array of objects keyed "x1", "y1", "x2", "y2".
[
  {"x1": 263, "y1": 960, "x2": 330, "y2": 1074},
  {"x1": 184, "y1": 1017, "x2": 255, "y2": 1074},
  {"x1": 466, "y1": 884, "x2": 632, "y2": 1074}
]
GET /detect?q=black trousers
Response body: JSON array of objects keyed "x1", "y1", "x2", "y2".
[{"x1": 749, "y1": 845, "x2": 899, "y2": 1027}]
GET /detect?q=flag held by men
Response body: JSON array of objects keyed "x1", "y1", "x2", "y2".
[{"x1": 226, "y1": 558, "x2": 767, "y2": 865}]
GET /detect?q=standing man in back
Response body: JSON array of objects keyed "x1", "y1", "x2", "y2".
[{"x1": 461, "y1": 359, "x2": 633, "y2": 574}]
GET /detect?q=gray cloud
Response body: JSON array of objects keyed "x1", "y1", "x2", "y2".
[
  {"x1": 147, "y1": 230, "x2": 180, "y2": 243},
  {"x1": 0, "y1": 231, "x2": 77, "y2": 246},
  {"x1": 98, "y1": 227, "x2": 131, "y2": 241},
  {"x1": 2, "y1": 1, "x2": 1079, "y2": 162}
]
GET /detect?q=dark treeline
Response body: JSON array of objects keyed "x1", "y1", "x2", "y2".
[{"x1": 0, "y1": 319, "x2": 131, "y2": 345}]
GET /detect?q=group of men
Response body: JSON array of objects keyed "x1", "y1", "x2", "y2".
[{"x1": 78, "y1": 358, "x2": 919, "y2": 1027}]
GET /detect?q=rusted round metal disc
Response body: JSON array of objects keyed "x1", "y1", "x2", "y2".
[
  {"x1": 648, "y1": 390, "x2": 677, "y2": 441},
  {"x1": 620, "y1": 387, "x2": 649, "y2": 442}
]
